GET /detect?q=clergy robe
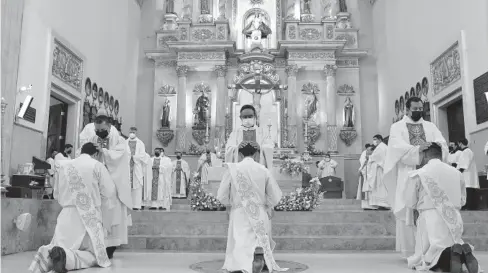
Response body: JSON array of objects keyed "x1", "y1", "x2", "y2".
[
  {"x1": 79, "y1": 123, "x2": 120, "y2": 146},
  {"x1": 172, "y1": 159, "x2": 190, "y2": 198},
  {"x1": 197, "y1": 152, "x2": 219, "y2": 184},
  {"x1": 144, "y1": 156, "x2": 172, "y2": 209},
  {"x1": 217, "y1": 158, "x2": 287, "y2": 273},
  {"x1": 447, "y1": 150, "x2": 462, "y2": 167},
  {"x1": 457, "y1": 148, "x2": 480, "y2": 189},
  {"x1": 29, "y1": 155, "x2": 115, "y2": 273},
  {"x1": 365, "y1": 142, "x2": 389, "y2": 208},
  {"x1": 81, "y1": 130, "x2": 132, "y2": 247},
  {"x1": 383, "y1": 116, "x2": 448, "y2": 258},
  {"x1": 404, "y1": 159, "x2": 467, "y2": 270},
  {"x1": 318, "y1": 159, "x2": 338, "y2": 178},
  {"x1": 127, "y1": 137, "x2": 149, "y2": 209},
  {"x1": 225, "y1": 126, "x2": 274, "y2": 169},
  {"x1": 357, "y1": 149, "x2": 376, "y2": 209}
]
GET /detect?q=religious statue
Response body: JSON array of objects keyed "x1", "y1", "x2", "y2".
[
  {"x1": 339, "y1": 0, "x2": 347, "y2": 12},
  {"x1": 165, "y1": 0, "x2": 175, "y2": 14},
  {"x1": 194, "y1": 91, "x2": 210, "y2": 128},
  {"x1": 302, "y1": 0, "x2": 312, "y2": 14},
  {"x1": 200, "y1": 0, "x2": 210, "y2": 14},
  {"x1": 343, "y1": 97, "x2": 355, "y2": 128},
  {"x1": 242, "y1": 11, "x2": 272, "y2": 52},
  {"x1": 218, "y1": 0, "x2": 226, "y2": 19},
  {"x1": 305, "y1": 92, "x2": 318, "y2": 121},
  {"x1": 252, "y1": 89, "x2": 263, "y2": 123},
  {"x1": 161, "y1": 99, "x2": 171, "y2": 128},
  {"x1": 321, "y1": 0, "x2": 339, "y2": 19},
  {"x1": 285, "y1": 0, "x2": 296, "y2": 19},
  {"x1": 181, "y1": 2, "x2": 192, "y2": 21}
]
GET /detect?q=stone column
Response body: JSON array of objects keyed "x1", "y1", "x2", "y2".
[
  {"x1": 324, "y1": 64, "x2": 338, "y2": 153},
  {"x1": 176, "y1": 65, "x2": 189, "y2": 152},
  {"x1": 285, "y1": 65, "x2": 298, "y2": 148},
  {"x1": 214, "y1": 65, "x2": 227, "y2": 147}
]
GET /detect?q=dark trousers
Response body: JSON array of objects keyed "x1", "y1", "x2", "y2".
[
  {"x1": 106, "y1": 246, "x2": 117, "y2": 259},
  {"x1": 431, "y1": 247, "x2": 451, "y2": 272},
  {"x1": 462, "y1": 188, "x2": 477, "y2": 210}
]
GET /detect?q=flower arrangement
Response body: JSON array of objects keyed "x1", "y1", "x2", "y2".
[
  {"x1": 274, "y1": 177, "x2": 322, "y2": 211},
  {"x1": 300, "y1": 152, "x2": 312, "y2": 162},
  {"x1": 279, "y1": 158, "x2": 309, "y2": 177},
  {"x1": 188, "y1": 143, "x2": 206, "y2": 155},
  {"x1": 307, "y1": 144, "x2": 325, "y2": 156},
  {"x1": 189, "y1": 173, "x2": 226, "y2": 211}
]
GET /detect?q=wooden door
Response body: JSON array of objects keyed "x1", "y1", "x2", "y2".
[
  {"x1": 446, "y1": 99, "x2": 465, "y2": 142},
  {"x1": 45, "y1": 103, "x2": 68, "y2": 158}
]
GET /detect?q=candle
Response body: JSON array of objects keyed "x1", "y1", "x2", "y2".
[{"x1": 268, "y1": 118, "x2": 272, "y2": 125}]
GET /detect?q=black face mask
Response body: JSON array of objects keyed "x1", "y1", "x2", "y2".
[
  {"x1": 66, "y1": 149, "x2": 72, "y2": 155},
  {"x1": 176, "y1": 156, "x2": 182, "y2": 160},
  {"x1": 155, "y1": 152, "x2": 161, "y2": 157},
  {"x1": 410, "y1": 111, "x2": 423, "y2": 122},
  {"x1": 96, "y1": 130, "x2": 109, "y2": 139}
]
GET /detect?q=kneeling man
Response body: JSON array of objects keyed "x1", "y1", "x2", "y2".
[
  {"x1": 29, "y1": 143, "x2": 116, "y2": 273},
  {"x1": 217, "y1": 141, "x2": 288, "y2": 273},
  {"x1": 405, "y1": 143, "x2": 480, "y2": 273}
]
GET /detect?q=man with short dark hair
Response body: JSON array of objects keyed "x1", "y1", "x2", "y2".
[
  {"x1": 126, "y1": 127, "x2": 149, "y2": 210},
  {"x1": 364, "y1": 134, "x2": 389, "y2": 210},
  {"x1": 144, "y1": 147, "x2": 172, "y2": 210},
  {"x1": 384, "y1": 97, "x2": 448, "y2": 258},
  {"x1": 404, "y1": 143, "x2": 479, "y2": 273},
  {"x1": 172, "y1": 151, "x2": 190, "y2": 198},
  {"x1": 457, "y1": 139, "x2": 479, "y2": 210}
]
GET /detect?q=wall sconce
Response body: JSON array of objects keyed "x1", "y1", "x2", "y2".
[
  {"x1": 13, "y1": 213, "x2": 32, "y2": 231},
  {"x1": 14, "y1": 85, "x2": 33, "y2": 122}
]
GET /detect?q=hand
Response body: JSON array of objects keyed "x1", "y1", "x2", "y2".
[{"x1": 419, "y1": 142, "x2": 431, "y2": 151}]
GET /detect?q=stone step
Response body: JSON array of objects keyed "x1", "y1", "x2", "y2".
[
  {"x1": 130, "y1": 210, "x2": 488, "y2": 224},
  {"x1": 122, "y1": 235, "x2": 488, "y2": 251}
]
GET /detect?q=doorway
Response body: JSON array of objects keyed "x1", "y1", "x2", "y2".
[
  {"x1": 46, "y1": 96, "x2": 68, "y2": 158},
  {"x1": 446, "y1": 98, "x2": 465, "y2": 142}
]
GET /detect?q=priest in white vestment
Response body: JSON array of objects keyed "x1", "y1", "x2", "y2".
[
  {"x1": 383, "y1": 97, "x2": 448, "y2": 258},
  {"x1": 457, "y1": 139, "x2": 480, "y2": 211},
  {"x1": 198, "y1": 148, "x2": 219, "y2": 184},
  {"x1": 365, "y1": 134, "x2": 389, "y2": 209},
  {"x1": 79, "y1": 109, "x2": 132, "y2": 259},
  {"x1": 357, "y1": 144, "x2": 376, "y2": 209},
  {"x1": 217, "y1": 141, "x2": 288, "y2": 273},
  {"x1": 172, "y1": 151, "x2": 190, "y2": 198},
  {"x1": 144, "y1": 148, "x2": 172, "y2": 210},
  {"x1": 404, "y1": 143, "x2": 480, "y2": 273},
  {"x1": 29, "y1": 143, "x2": 115, "y2": 273},
  {"x1": 126, "y1": 127, "x2": 149, "y2": 210},
  {"x1": 225, "y1": 105, "x2": 274, "y2": 169},
  {"x1": 318, "y1": 154, "x2": 338, "y2": 178}
]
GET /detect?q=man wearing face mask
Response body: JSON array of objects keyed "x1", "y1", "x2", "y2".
[
  {"x1": 54, "y1": 144, "x2": 73, "y2": 161},
  {"x1": 318, "y1": 154, "x2": 338, "y2": 178},
  {"x1": 172, "y1": 151, "x2": 190, "y2": 198},
  {"x1": 126, "y1": 127, "x2": 149, "y2": 210},
  {"x1": 364, "y1": 135, "x2": 389, "y2": 210},
  {"x1": 77, "y1": 108, "x2": 132, "y2": 259},
  {"x1": 448, "y1": 142, "x2": 462, "y2": 168},
  {"x1": 79, "y1": 117, "x2": 120, "y2": 153},
  {"x1": 198, "y1": 148, "x2": 219, "y2": 185},
  {"x1": 383, "y1": 97, "x2": 448, "y2": 259},
  {"x1": 225, "y1": 105, "x2": 274, "y2": 169},
  {"x1": 144, "y1": 148, "x2": 172, "y2": 210}
]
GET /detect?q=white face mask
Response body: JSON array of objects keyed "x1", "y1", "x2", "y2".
[
  {"x1": 242, "y1": 118, "x2": 255, "y2": 128},
  {"x1": 129, "y1": 133, "x2": 136, "y2": 139},
  {"x1": 372, "y1": 140, "x2": 379, "y2": 146},
  {"x1": 325, "y1": 158, "x2": 330, "y2": 162}
]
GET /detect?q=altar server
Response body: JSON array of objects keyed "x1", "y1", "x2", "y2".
[
  {"x1": 457, "y1": 139, "x2": 480, "y2": 210},
  {"x1": 225, "y1": 105, "x2": 274, "y2": 169},
  {"x1": 404, "y1": 143, "x2": 480, "y2": 273},
  {"x1": 172, "y1": 151, "x2": 190, "y2": 198},
  {"x1": 79, "y1": 109, "x2": 132, "y2": 259},
  {"x1": 144, "y1": 148, "x2": 172, "y2": 210},
  {"x1": 318, "y1": 154, "x2": 338, "y2": 178},
  {"x1": 217, "y1": 141, "x2": 288, "y2": 273},
  {"x1": 197, "y1": 148, "x2": 219, "y2": 184},
  {"x1": 126, "y1": 127, "x2": 149, "y2": 210},
  {"x1": 357, "y1": 145, "x2": 375, "y2": 209},
  {"x1": 29, "y1": 143, "x2": 115, "y2": 273},
  {"x1": 384, "y1": 97, "x2": 448, "y2": 258},
  {"x1": 364, "y1": 134, "x2": 389, "y2": 209}
]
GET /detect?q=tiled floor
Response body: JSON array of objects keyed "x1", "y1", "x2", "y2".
[{"x1": 3, "y1": 251, "x2": 487, "y2": 273}]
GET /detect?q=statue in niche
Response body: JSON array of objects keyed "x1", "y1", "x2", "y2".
[
  {"x1": 321, "y1": 0, "x2": 339, "y2": 19},
  {"x1": 305, "y1": 91, "x2": 318, "y2": 121},
  {"x1": 194, "y1": 91, "x2": 210, "y2": 128},
  {"x1": 200, "y1": 0, "x2": 210, "y2": 14},
  {"x1": 339, "y1": 0, "x2": 347, "y2": 12},
  {"x1": 181, "y1": 1, "x2": 192, "y2": 21},
  {"x1": 302, "y1": 0, "x2": 312, "y2": 14},
  {"x1": 343, "y1": 97, "x2": 355, "y2": 128},
  {"x1": 161, "y1": 99, "x2": 171, "y2": 128},
  {"x1": 218, "y1": 0, "x2": 226, "y2": 19},
  {"x1": 165, "y1": 0, "x2": 175, "y2": 14},
  {"x1": 285, "y1": 0, "x2": 296, "y2": 19},
  {"x1": 242, "y1": 11, "x2": 272, "y2": 52}
]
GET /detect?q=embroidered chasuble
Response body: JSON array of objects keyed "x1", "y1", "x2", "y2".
[
  {"x1": 406, "y1": 123, "x2": 426, "y2": 169},
  {"x1": 225, "y1": 126, "x2": 274, "y2": 169},
  {"x1": 151, "y1": 158, "x2": 161, "y2": 201},
  {"x1": 175, "y1": 161, "x2": 182, "y2": 193},
  {"x1": 128, "y1": 140, "x2": 137, "y2": 188},
  {"x1": 243, "y1": 129, "x2": 256, "y2": 142}
]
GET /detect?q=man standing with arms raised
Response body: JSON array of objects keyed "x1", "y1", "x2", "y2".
[{"x1": 384, "y1": 97, "x2": 448, "y2": 259}]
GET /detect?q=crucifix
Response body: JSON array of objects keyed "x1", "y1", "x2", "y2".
[{"x1": 235, "y1": 75, "x2": 277, "y2": 121}]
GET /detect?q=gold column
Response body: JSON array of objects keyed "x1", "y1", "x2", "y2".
[
  {"x1": 176, "y1": 65, "x2": 189, "y2": 152},
  {"x1": 324, "y1": 64, "x2": 338, "y2": 153},
  {"x1": 214, "y1": 65, "x2": 227, "y2": 147},
  {"x1": 285, "y1": 65, "x2": 298, "y2": 148}
]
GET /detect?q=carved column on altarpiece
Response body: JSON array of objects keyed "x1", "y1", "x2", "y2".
[
  {"x1": 324, "y1": 64, "x2": 338, "y2": 153},
  {"x1": 285, "y1": 65, "x2": 298, "y2": 148},
  {"x1": 214, "y1": 65, "x2": 227, "y2": 148},
  {"x1": 176, "y1": 65, "x2": 190, "y2": 152}
]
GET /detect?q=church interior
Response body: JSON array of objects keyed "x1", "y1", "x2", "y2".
[{"x1": 2, "y1": 0, "x2": 488, "y2": 272}]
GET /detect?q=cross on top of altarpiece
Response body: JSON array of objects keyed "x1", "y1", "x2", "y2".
[{"x1": 235, "y1": 76, "x2": 279, "y2": 95}]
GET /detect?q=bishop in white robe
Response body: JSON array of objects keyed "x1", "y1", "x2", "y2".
[
  {"x1": 383, "y1": 98, "x2": 448, "y2": 258},
  {"x1": 144, "y1": 148, "x2": 172, "y2": 210},
  {"x1": 29, "y1": 143, "x2": 115, "y2": 273},
  {"x1": 79, "y1": 109, "x2": 132, "y2": 259},
  {"x1": 126, "y1": 127, "x2": 149, "y2": 210},
  {"x1": 172, "y1": 151, "x2": 190, "y2": 198},
  {"x1": 79, "y1": 122, "x2": 120, "y2": 147},
  {"x1": 457, "y1": 139, "x2": 480, "y2": 211},
  {"x1": 404, "y1": 143, "x2": 479, "y2": 273},
  {"x1": 217, "y1": 142, "x2": 288, "y2": 273},
  {"x1": 225, "y1": 105, "x2": 274, "y2": 169},
  {"x1": 198, "y1": 149, "x2": 219, "y2": 184},
  {"x1": 318, "y1": 154, "x2": 338, "y2": 178},
  {"x1": 364, "y1": 135, "x2": 389, "y2": 209}
]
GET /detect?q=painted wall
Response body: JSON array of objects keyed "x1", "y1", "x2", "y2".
[
  {"x1": 372, "y1": 0, "x2": 488, "y2": 169},
  {"x1": 11, "y1": 0, "x2": 141, "y2": 171}
]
